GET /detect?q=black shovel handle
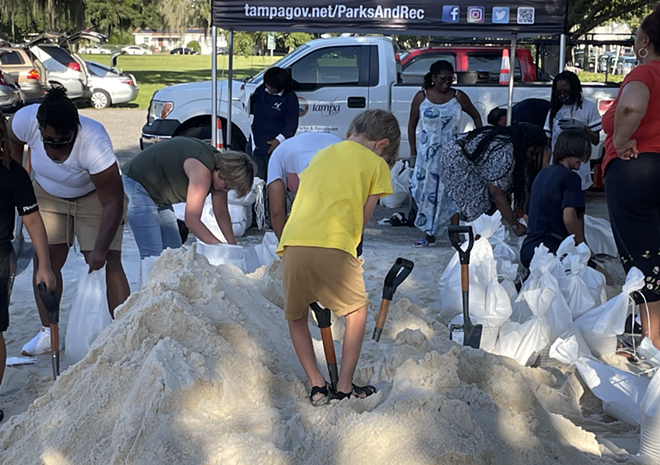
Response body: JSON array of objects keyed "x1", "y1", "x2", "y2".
[
  {"x1": 448, "y1": 226, "x2": 475, "y2": 265},
  {"x1": 37, "y1": 282, "x2": 59, "y2": 324},
  {"x1": 382, "y1": 258, "x2": 414, "y2": 301}
]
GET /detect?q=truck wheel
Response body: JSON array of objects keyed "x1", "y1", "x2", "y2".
[
  {"x1": 179, "y1": 124, "x2": 247, "y2": 151},
  {"x1": 91, "y1": 90, "x2": 111, "y2": 109}
]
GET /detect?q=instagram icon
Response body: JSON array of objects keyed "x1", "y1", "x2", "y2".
[{"x1": 467, "y1": 6, "x2": 485, "y2": 23}]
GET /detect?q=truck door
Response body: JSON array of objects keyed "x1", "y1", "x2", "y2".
[{"x1": 290, "y1": 45, "x2": 372, "y2": 138}]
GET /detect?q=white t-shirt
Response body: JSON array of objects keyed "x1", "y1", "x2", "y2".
[
  {"x1": 544, "y1": 99, "x2": 602, "y2": 190},
  {"x1": 266, "y1": 132, "x2": 342, "y2": 190},
  {"x1": 12, "y1": 104, "x2": 119, "y2": 198}
]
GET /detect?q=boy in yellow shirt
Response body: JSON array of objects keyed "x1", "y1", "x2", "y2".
[{"x1": 277, "y1": 110, "x2": 399, "y2": 405}]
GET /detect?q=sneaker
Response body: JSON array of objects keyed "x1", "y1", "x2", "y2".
[
  {"x1": 21, "y1": 327, "x2": 51, "y2": 356},
  {"x1": 413, "y1": 238, "x2": 436, "y2": 248}
]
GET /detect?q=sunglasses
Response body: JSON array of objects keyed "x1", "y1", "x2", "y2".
[{"x1": 41, "y1": 133, "x2": 75, "y2": 150}]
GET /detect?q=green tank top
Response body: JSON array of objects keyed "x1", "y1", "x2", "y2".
[{"x1": 123, "y1": 137, "x2": 216, "y2": 206}]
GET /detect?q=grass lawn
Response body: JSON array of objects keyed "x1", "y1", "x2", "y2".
[
  {"x1": 81, "y1": 54, "x2": 279, "y2": 109},
  {"x1": 576, "y1": 71, "x2": 625, "y2": 84}
]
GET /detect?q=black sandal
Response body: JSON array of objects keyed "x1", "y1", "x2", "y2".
[
  {"x1": 352, "y1": 383, "x2": 377, "y2": 399},
  {"x1": 333, "y1": 390, "x2": 352, "y2": 400},
  {"x1": 309, "y1": 384, "x2": 331, "y2": 407}
]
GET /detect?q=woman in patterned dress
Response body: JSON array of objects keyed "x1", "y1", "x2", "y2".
[
  {"x1": 407, "y1": 60, "x2": 482, "y2": 247},
  {"x1": 438, "y1": 123, "x2": 548, "y2": 237}
]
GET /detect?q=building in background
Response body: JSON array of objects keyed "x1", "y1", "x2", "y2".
[{"x1": 132, "y1": 28, "x2": 227, "y2": 54}]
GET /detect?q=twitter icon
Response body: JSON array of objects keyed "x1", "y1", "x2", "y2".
[{"x1": 492, "y1": 6, "x2": 510, "y2": 23}]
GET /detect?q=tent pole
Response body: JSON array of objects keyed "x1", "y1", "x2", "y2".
[
  {"x1": 211, "y1": 26, "x2": 218, "y2": 147},
  {"x1": 506, "y1": 33, "x2": 517, "y2": 126},
  {"x1": 559, "y1": 33, "x2": 567, "y2": 71},
  {"x1": 227, "y1": 28, "x2": 234, "y2": 149}
]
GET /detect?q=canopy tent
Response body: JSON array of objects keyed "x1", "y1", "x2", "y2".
[{"x1": 210, "y1": 0, "x2": 568, "y2": 146}]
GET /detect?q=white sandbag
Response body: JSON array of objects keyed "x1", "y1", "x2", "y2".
[
  {"x1": 254, "y1": 231, "x2": 279, "y2": 266},
  {"x1": 580, "y1": 328, "x2": 618, "y2": 358},
  {"x1": 449, "y1": 314, "x2": 499, "y2": 352},
  {"x1": 640, "y1": 368, "x2": 660, "y2": 460},
  {"x1": 197, "y1": 241, "x2": 246, "y2": 269},
  {"x1": 560, "y1": 240, "x2": 607, "y2": 307},
  {"x1": 65, "y1": 267, "x2": 112, "y2": 365},
  {"x1": 483, "y1": 280, "x2": 513, "y2": 327},
  {"x1": 140, "y1": 255, "x2": 159, "y2": 288},
  {"x1": 493, "y1": 288, "x2": 553, "y2": 366},
  {"x1": 584, "y1": 215, "x2": 619, "y2": 258},
  {"x1": 560, "y1": 246, "x2": 596, "y2": 319},
  {"x1": 549, "y1": 334, "x2": 580, "y2": 365},
  {"x1": 638, "y1": 338, "x2": 660, "y2": 367},
  {"x1": 514, "y1": 245, "x2": 572, "y2": 339},
  {"x1": 575, "y1": 267, "x2": 644, "y2": 337},
  {"x1": 381, "y1": 160, "x2": 412, "y2": 208},
  {"x1": 576, "y1": 357, "x2": 650, "y2": 426}
]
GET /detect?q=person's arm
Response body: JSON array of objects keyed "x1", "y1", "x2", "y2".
[
  {"x1": 269, "y1": 93, "x2": 300, "y2": 154},
  {"x1": 456, "y1": 90, "x2": 483, "y2": 128},
  {"x1": 182, "y1": 158, "x2": 224, "y2": 245},
  {"x1": 408, "y1": 91, "x2": 424, "y2": 162},
  {"x1": 22, "y1": 211, "x2": 56, "y2": 290},
  {"x1": 563, "y1": 207, "x2": 586, "y2": 245},
  {"x1": 613, "y1": 81, "x2": 650, "y2": 160},
  {"x1": 210, "y1": 188, "x2": 236, "y2": 245},
  {"x1": 489, "y1": 185, "x2": 526, "y2": 236},
  {"x1": 268, "y1": 179, "x2": 287, "y2": 240},
  {"x1": 363, "y1": 194, "x2": 380, "y2": 230},
  {"x1": 7, "y1": 115, "x2": 26, "y2": 165},
  {"x1": 87, "y1": 163, "x2": 125, "y2": 271}
]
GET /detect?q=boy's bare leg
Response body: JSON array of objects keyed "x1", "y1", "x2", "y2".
[
  {"x1": 288, "y1": 314, "x2": 326, "y2": 398},
  {"x1": 336, "y1": 305, "x2": 367, "y2": 394},
  {"x1": 640, "y1": 300, "x2": 660, "y2": 350}
]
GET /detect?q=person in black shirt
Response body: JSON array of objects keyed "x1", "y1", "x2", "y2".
[
  {"x1": 0, "y1": 111, "x2": 55, "y2": 422},
  {"x1": 248, "y1": 67, "x2": 299, "y2": 180},
  {"x1": 521, "y1": 130, "x2": 591, "y2": 267}
]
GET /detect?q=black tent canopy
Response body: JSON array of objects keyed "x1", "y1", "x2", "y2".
[{"x1": 209, "y1": 0, "x2": 568, "y2": 146}]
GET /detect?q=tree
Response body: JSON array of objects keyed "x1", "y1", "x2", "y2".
[{"x1": 568, "y1": 0, "x2": 655, "y2": 38}]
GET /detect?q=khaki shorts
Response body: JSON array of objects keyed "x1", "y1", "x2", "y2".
[
  {"x1": 282, "y1": 246, "x2": 367, "y2": 321},
  {"x1": 34, "y1": 181, "x2": 127, "y2": 252}
]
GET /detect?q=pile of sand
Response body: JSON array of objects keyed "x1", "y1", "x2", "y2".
[{"x1": 0, "y1": 247, "x2": 635, "y2": 464}]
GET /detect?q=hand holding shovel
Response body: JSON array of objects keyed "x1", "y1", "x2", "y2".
[
  {"x1": 373, "y1": 258, "x2": 414, "y2": 342},
  {"x1": 36, "y1": 282, "x2": 60, "y2": 380},
  {"x1": 448, "y1": 225, "x2": 482, "y2": 349}
]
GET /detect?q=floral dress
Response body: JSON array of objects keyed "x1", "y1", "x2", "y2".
[
  {"x1": 439, "y1": 130, "x2": 515, "y2": 222},
  {"x1": 410, "y1": 93, "x2": 462, "y2": 236}
]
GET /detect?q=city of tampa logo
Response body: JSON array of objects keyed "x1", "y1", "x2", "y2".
[{"x1": 312, "y1": 100, "x2": 340, "y2": 116}]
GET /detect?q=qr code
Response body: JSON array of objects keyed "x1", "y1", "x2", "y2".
[{"x1": 517, "y1": 7, "x2": 535, "y2": 24}]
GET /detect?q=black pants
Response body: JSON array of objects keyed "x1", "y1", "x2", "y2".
[
  {"x1": 0, "y1": 252, "x2": 10, "y2": 332},
  {"x1": 606, "y1": 153, "x2": 660, "y2": 303}
]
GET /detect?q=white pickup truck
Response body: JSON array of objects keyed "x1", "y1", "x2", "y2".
[{"x1": 140, "y1": 36, "x2": 620, "y2": 159}]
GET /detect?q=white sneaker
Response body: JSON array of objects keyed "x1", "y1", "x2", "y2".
[{"x1": 21, "y1": 327, "x2": 51, "y2": 356}]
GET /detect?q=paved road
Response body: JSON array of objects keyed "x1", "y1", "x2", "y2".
[{"x1": 80, "y1": 108, "x2": 147, "y2": 166}]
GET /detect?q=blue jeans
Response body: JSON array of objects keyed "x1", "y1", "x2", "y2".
[{"x1": 123, "y1": 175, "x2": 182, "y2": 259}]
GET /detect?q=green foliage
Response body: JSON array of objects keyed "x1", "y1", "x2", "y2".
[
  {"x1": 576, "y1": 71, "x2": 626, "y2": 83},
  {"x1": 186, "y1": 40, "x2": 201, "y2": 53},
  {"x1": 108, "y1": 30, "x2": 136, "y2": 45},
  {"x1": 281, "y1": 32, "x2": 313, "y2": 52}
]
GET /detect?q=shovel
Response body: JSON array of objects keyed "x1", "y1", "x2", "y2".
[
  {"x1": 310, "y1": 302, "x2": 339, "y2": 393},
  {"x1": 373, "y1": 258, "x2": 414, "y2": 342},
  {"x1": 448, "y1": 225, "x2": 482, "y2": 349},
  {"x1": 36, "y1": 282, "x2": 60, "y2": 380}
]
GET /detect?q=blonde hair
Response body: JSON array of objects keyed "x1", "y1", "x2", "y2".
[
  {"x1": 346, "y1": 109, "x2": 401, "y2": 167},
  {"x1": 214, "y1": 150, "x2": 256, "y2": 198}
]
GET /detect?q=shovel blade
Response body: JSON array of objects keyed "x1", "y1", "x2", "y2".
[{"x1": 450, "y1": 322, "x2": 483, "y2": 349}]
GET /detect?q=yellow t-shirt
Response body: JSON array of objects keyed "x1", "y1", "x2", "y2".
[{"x1": 277, "y1": 140, "x2": 393, "y2": 257}]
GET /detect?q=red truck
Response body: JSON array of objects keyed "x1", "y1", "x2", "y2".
[{"x1": 400, "y1": 46, "x2": 538, "y2": 84}]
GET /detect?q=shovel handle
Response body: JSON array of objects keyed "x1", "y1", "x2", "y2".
[
  {"x1": 320, "y1": 327, "x2": 337, "y2": 365},
  {"x1": 372, "y1": 299, "x2": 391, "y2": 342},
  {"x1": 448, "y1": 226, "x2": 474, "y2": 265},
  {"x1": 382, "y1": 258, "x2": 414, "y2": 300}
]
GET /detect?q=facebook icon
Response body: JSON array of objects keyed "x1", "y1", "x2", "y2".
[{"x1": 442, "y1": 5, "x2": 460, "y2": 22}]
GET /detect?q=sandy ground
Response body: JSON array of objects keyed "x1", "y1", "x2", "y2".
[{"x1": 0, "y1": 109, "x2": 641, "y2": 463}]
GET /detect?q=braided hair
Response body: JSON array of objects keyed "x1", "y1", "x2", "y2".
[{"x1": 0, "y1": 109, "x2": 11, "y2": 168}]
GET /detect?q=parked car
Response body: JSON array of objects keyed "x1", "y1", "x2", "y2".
[
  {"x1": 0, "y1": 69, "x2": 25, "y2": 112},
  {"x1": 122, "y1": 46, "x2": 152, "y2": 56},
  {"x1": 0, "y1": 46, "x2": 48, "y2": 100},
  {"x1": 86, "y1": 59, "x2": 139, "y2": 109},
  {"x1": 400, "y1": 46, "x2": 538, "y2": 84},
  {"x1": 616, "y1": 56, "x2": 637, "y2": 75},
  {"x1": 28, "y1": 31, "x2": 106, "y2": 101},
  {"x1": 170, "y1": 47, "x2": 198, "y2": 55}
]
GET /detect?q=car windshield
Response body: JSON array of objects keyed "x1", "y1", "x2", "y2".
[{"x1": 248, "y1": 44, "x2": 310, "y2": 84}]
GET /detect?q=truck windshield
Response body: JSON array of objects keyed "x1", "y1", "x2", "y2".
[{"x1": 249, "y1": 44, "x2": 310, "y2": 85}]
